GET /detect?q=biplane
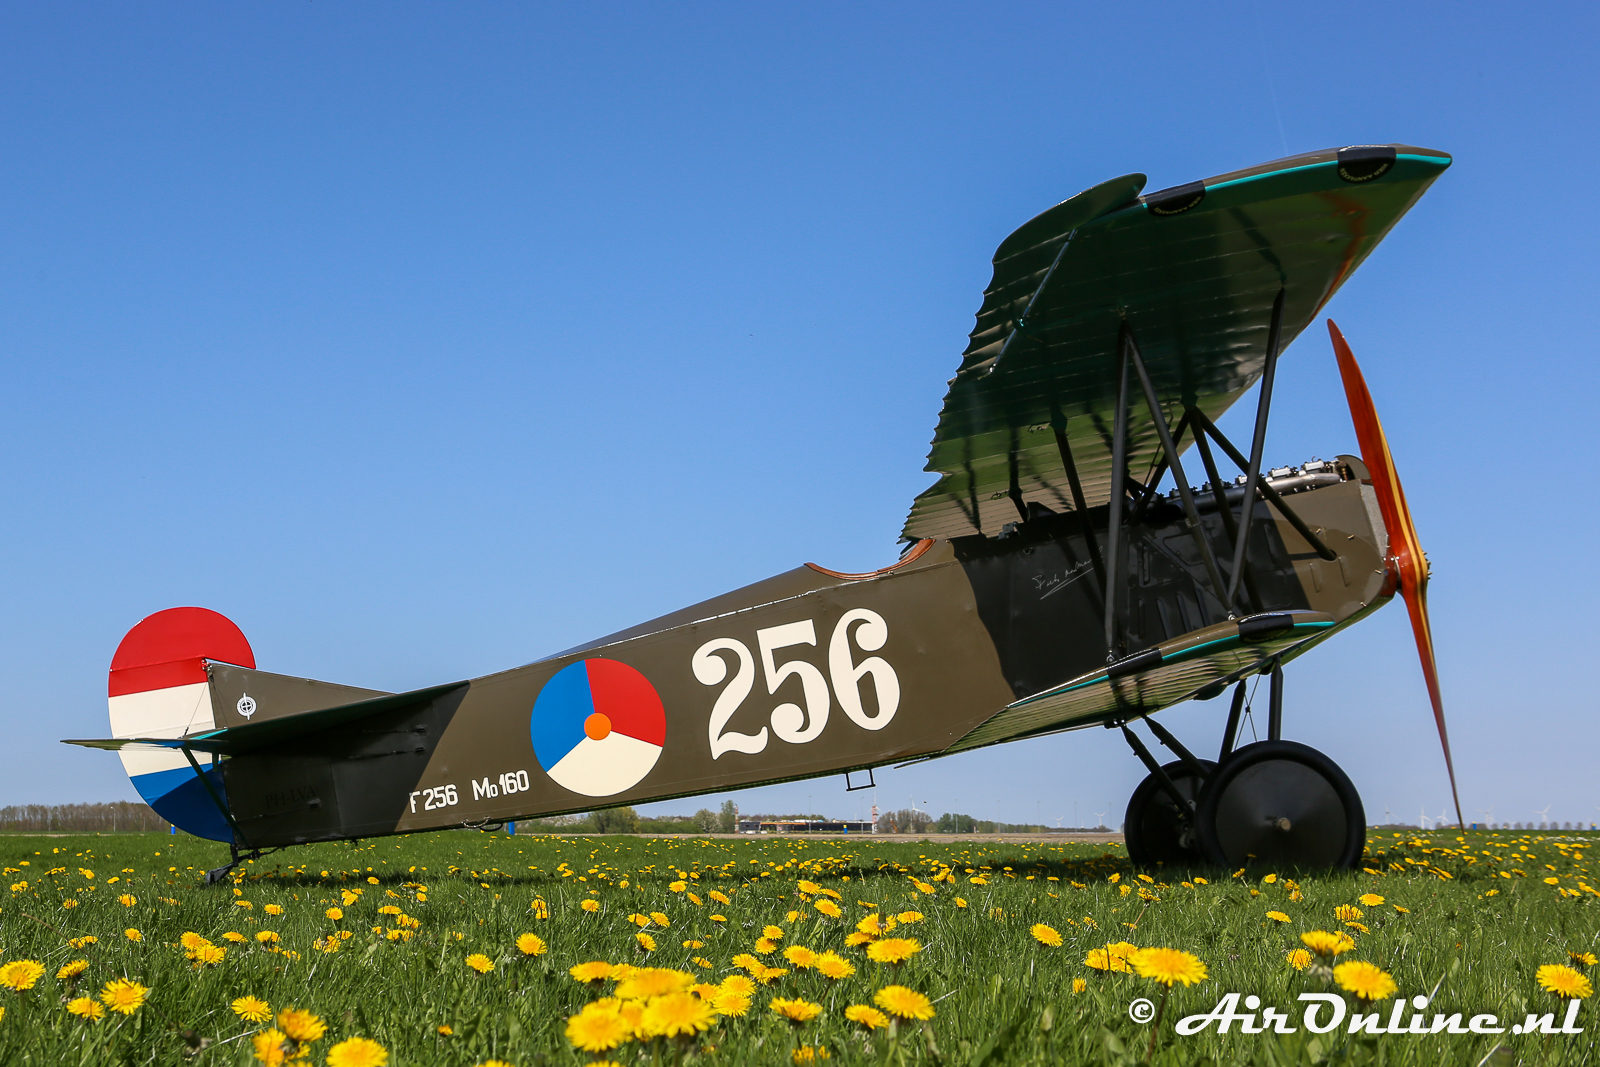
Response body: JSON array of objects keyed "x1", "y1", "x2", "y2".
[{"x1": 69, "y1": 143, "x2": 1460, "y2": 880}]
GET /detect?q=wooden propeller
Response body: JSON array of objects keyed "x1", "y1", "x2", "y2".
[{"x1": 1328, "y1": 320, "x2": 1464, "y2": 830}]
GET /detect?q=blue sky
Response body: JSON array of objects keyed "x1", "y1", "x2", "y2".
[{"x1": 2, "y1": 3, "x2": 1595, "y2": 830}]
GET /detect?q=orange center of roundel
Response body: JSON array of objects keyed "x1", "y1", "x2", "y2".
[{"x1": 584, "y1": 712, "x2": 612, "y2": 741}]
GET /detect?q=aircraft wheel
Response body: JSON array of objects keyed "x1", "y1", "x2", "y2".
[
  {"x1": 1123, "y1": 759, "x2": 1215, "y2": 868},
  {"x1": 1195, "y1": 741, "x2": 1365, "y2": 870}
]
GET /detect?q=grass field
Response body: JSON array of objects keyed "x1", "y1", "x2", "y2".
[{"x1": 0, "y1": 828, "x2": 1593, "y2": 1065}]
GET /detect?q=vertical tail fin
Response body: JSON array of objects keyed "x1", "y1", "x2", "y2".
[{"x1": 109, "y1": 607, "x2": 254, "y2": 842}]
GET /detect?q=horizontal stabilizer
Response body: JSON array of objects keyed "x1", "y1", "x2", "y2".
[{"x1": 65, "y1": 681, "x2": 468, "y2": 757}]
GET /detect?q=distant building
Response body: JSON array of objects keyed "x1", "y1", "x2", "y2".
[{"x1": 736, "y1": 818, "x2": 874, "y2": 834}]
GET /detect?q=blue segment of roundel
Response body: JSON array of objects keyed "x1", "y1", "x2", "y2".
[
  {"x1": 131, "y1": 764, "x2": 233, "y2": 842},
  {"x1": 529, "y1": 660, "x2": 596, "y2": 770}
]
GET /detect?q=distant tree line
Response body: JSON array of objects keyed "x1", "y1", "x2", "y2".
[
  {"x1": 521, "y1": 800, "x2": 739, "y2": 835},
  {"x1": 0, "y1": 803, "x2": 171, "y2": 833},
  {"x1": 927, "y1": 812, "x2": 1057, "y2": 834}
]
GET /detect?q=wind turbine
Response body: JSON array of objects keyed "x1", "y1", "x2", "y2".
[
  {"x1": 1476, "y1": 807, "x2": 1494, "y2": 830},
  {"x1": 1093, "y1": 810, "x2": 1108, "y2": 832},
  {"x1": 1534, "y1": 805, "x2": 1552, "y2": 829}
]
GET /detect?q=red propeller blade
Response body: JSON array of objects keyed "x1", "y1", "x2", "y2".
[{"x1": 1328, "y1": 319, "x2": 1464, "y2": 831}]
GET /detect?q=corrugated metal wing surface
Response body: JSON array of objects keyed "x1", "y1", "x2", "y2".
[{"x1": 902, "y1": 145, "x2": 1450, "y2": 541}]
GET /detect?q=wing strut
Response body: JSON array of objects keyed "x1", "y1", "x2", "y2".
[
  {"x1": 1049, "y1": 404, "x2": 1107, "y2": 601},
  {"x1": 1102, "y1": 332, "x2": 1132, "y2": 658},
  {"x1": 1125, "y1": 331, "x2": 1235, "y2": 617},
  {"x1": 1190, "y1": 424, "x2": 1264, "y2": 612},
  {"x1": 179, "y1": 744, "x2": 251, "y2": 849},
  {"x1": 1226, "y1": 289, "x2": 1286, "y2": 607},
  {"x1": 1185, "y1": 406, "x2": 1338, "y2": 563}
]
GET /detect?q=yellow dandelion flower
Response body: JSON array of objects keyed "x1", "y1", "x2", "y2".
[
  {"x1": 1334, "y1": 960, "x2": 1398, "y2": 1001},
  {"x1": 223, "y1": 931, "x2": 247, "y2": 943},
  {"x1": 798, "y1": 880, "x2": 822, "y2": 894},
  {"x1": 1031, "y1": 923, "x2": 1063, "y2": 947},
  {"x1": 465, "y1": 953, "x2": 494, "y2": 974},
  {"x1": 955, "y1": 897, "x2": 968, "y2": 908},
  {"x1": 616, "y1": 968, "x2": 693, "y2": 1000},
  {"x1": 67, "y1": 936, "x2": 98, "y2": 949},
  {"x1": 1300, "y1": 930, "x2": 1356, "y2": 958},
  {"x1": 378, "y1": 905, "x2": 401, "y2": 916},
  {"x1": 641, "y1": 991, "x2": 716, "y2": 1037},
  {"x1": 66, "y1": 996, "x2": 104, "y2": 1020},
  {"x1": 1266, "y1": 911, "x2": 1290, "y2": 923},
  {"x1": 436, "y1": 1025, "x2": 452, "y2": 1035},
  {"x1": 56, "y1": 959, "x2": 90, "y2": 980},
  {"x1": 649, "y1": 911, "x2": 671, "y2": 928},
  {"x1": 896, "y1": 911, "x2": 924, "y2": 924},
  {"x1": 1570, "y1": 951, "x2": 1598, "y2": 968},
  {"x1": 232, "y1": 995, "x2": 271, "y2": 1023},
  {"x1": 325, "y1": 908, "x2": 343, "y2": 921},
  {"x1": 635, "y1": 932, "x2": 656, "y2": 952},
  {"x1": 253, "y1": 1029, "x2": 291, "y2": 1067},
  {"x1": 844, "y1": 1003, "x2": 889, "y2": 1029},
  {"x1": 0, "y1": 960, "x2": 45, "y2": 991},
  {"x1": 762, "y1": 925, "x2": 785, "y2": 940},
  {"x1": 276, "y1": 1008, "x2": 325, "y2": 1043},
  {"x1": 866, "y1": 937, "x2": 921, "y2": 965},
  {"x1": 771, "y1": 997, "x2": 823, "y2": 1023},
  {"x1": 791, "y1": 1044, "x2": 831, "y2": 1063},
  {"x1": 1084, "y1": 941, "x2": 1138, "y2": 973},
  {"x1": 710, "y1": 914, "x2": 728, "y2": 923},
  {"x1": 180, "y1": 931, "x2": 209, "y2": 951},
  {"x1": 580, "y1": 899, "x2": 600, "y2": 913},
  {"x1": 1345, "y1": 921, "x2": 1370, "y2": 934},
  {"x1": 1536, "y1": 964, "x2": 1592, "y2": 999},
  {"x1": 568, "y1": 961, "x2": 614, "y2": 984},
  {"x1": 98, "y1": 977, "x2": 148, "y2": 1015},
  {"x1": 754, "y1": 937, "x2": 779, "y2": 954},
  {"x1": 784, "y1": 945, "x2": 817, "y2": 968},
  {"x1": 1358, "y1": 893, "x2": 1385, "y2": 907},
  {"x1": 123, "y1": 928, "x2": 142, "y2": 942},
  {"x1": 324, "y1": 1036, "x2": 387, "y2": 1067},
  {"x1": 264, "y1": 904, "x2": 284, "y2": 917},
  {"x1": 255, "y1": 931, "x2": 279, "y2": 944},
  {"x1": 1334, "y1": 904, "x2": 1364, "y2": 922},
  {"x1": 515, "y1": 933, "x2": 546, "y2": 957},
  {"x1": 692, "y1": 956, "x2": 712, "y2": 968},
  {"x1": 874, "y1": 985, "x2": 935, "y2": 1020},
  {"x1": 732, "y1": 953, "x2": 761, "y2": 974},
  {"x1": 805, "y1": 951, "x2": 851, "y2": 980},
  {"x1": 566, "y1": 1003, "x2": 631, "y2": 1052},
  {"x1": 193, "y1": 944, "x2": 226, "y2": 965},
  {"x1": 813, "y1": 898, "x2": 843, "y2": 918},
  {"x1": 118, "y1": 894, "x2": 136, "y2": 907},
  {"x1": 1287, "y1": 948, "x2": 1313, "y2": 971},
  {"x1": 720, "y1": 973, "x2": 756, "y2": 996},
  {"x1": 1072, "y1": 978, "x2": 1087, "y2": 994},
  {"x1": 1131, "y1": 947, "x2": 1208, "y2": 987},
  {"x1": 712, "y1": 990, "x2": 751, "y2": 1017},
  {"x1": 1392, "y1": 904, "x2": 1409, "y2": 914},
  {"x1": 709, "y1": 890, "x2": 730, "y2": 905}
]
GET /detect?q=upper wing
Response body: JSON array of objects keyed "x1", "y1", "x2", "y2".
[{"x1": 903, "y1": 144, "x2": 1451, "y2": 540}]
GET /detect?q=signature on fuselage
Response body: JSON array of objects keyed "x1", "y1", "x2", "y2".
[{"x1": 1032, "y1": 559, "x2": 1094, "y2": 600}]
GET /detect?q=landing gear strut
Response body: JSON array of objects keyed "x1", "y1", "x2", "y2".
[
  {"x1": 205, "y1": 846, "x2": 282, "y2": 885},
  {"x1": 1118, "y1": 666, "x2": 1366, "y2": 870}
]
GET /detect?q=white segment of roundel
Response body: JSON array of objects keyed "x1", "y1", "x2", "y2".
[
  {"x1": 109, "y1": 682, "x2": 217, "y2": 780},
  {"x1": 545, "y1": 733, "x2": 662, "y2": 798}
]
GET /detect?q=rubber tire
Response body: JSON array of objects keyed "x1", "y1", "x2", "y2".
[
  {"x1": 1195, "y1": 740, "x2": 1365, "y2": 870},
  {"x1": 1124, "y1": 759, "x2": 1215, "y2": 869}
]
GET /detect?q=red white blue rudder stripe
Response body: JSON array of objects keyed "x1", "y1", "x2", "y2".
[{"x1": 109, "y1": 607, "x2": 254, "y2": 842}]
